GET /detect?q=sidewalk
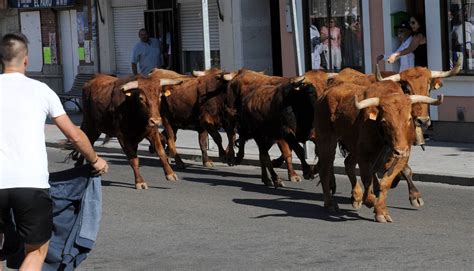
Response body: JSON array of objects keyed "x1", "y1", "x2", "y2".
[{"x1": 46, "y1": 112, "x2": 474, "y2": 186}]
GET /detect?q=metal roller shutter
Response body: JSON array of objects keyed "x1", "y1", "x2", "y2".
[
  {"x1": 113, "y1": 6, "x2": 146, "y2": 75},
  {"x1": 180, "y1": 1, "x2": 219, "y2": 51}
]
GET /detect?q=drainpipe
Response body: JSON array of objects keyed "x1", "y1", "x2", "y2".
[{"x1": 290, "y1": 0, "x2": 303, "y2": 76}]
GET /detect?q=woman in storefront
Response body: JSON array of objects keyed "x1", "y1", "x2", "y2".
[{"x1": 388, "y1": 14, "x2": 427, "y2": 67}]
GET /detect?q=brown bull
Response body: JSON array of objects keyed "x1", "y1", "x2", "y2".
[
  {"x1": 315, "y1": 80, "x2": 442, "y2": 222},
  {"x1": 156, "y1": 68, "x2": 233, "y2": 168},
  {"x1": 319, "y1": 62, "x2": 459, "y2": 208},
  {"x1": 226, "y1": 69, "x2": 317, "y2": 182},
  {"x1": 239, "y1": 77, "x2": 317, "y2": 187},
  {"x1": 74, "y1": 74, "x2": 181, "y2": 189}
]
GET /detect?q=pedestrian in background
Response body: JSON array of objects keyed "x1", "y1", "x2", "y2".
[
  {"x1": 385, "y1": 20, "x2": 414, "y2": 72},
  {"x1": 321, "y1": 18, "x2": 342, "y2": 70},
  {"x1": 0, "y1": 32, "x2": 108, "y2": 271},
  {"x1": 131, "y1": 28, "x2": 163, "y2": 75},
  {"x1": 388, "y1": 14, "x2": 427, "y2": 67}
]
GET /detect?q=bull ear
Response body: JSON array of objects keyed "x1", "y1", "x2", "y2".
[
  {"x1": 192, "y1": 70, "x2": 206, "y2": 77},
  {"x1": 431, "y1": 78, "x2": 443, "y2": 90}
]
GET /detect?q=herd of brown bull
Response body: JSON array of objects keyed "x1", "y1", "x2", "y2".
[{"x1": 71, "y1": 58, "x2": 461, "y2": 223}]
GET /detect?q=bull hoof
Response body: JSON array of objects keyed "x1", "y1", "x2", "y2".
[
  {"x1": 203, "y1": 161, "x2": 214, "y2": 168},
  {"x1": 166, "y1": 173, "x2": 179, "y2": 181},
  {"x1": 374, "y1": 214, "x2": 393, "y2": 223},
  {"x1": 351, "y1": 199, "x2": 362, "y2": 210},
  {"x1": 289, "y1": 175, "x2": 302, "y2": 182},
  {"x1": 175, "y1": 161, "x2": 186, "y2": 169},
  {"x1": 302, "y1": 167, "x2": 314, "y2": 180},
  {"x1": 136, "y1": 182, "x2": 149, "y2": 190},
  {"x1": 410, "y1": 197, "x2": 424, "y2": 207},
  {"x1": 330, "y1": 185, "x2": 337, "y2": 195},
  {"x1": 273, "y1": 179, "x2": 285, "y2": 188},
  {"x1": 262, "y1": 179, "x2": 273, "y2": 187},
  {"x1": 324, "y1": 202, "x2": 340, "y2": 213}
]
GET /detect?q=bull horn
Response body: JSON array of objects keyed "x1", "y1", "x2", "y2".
[
  {"x1": 192, "y1": 70, "x2": 206, "y2": 77},
  {"x1": 223, "y1": 72, "x2": 237, "y2": 81},
  {"x1": 121, "y1": 81, "x2": 138, "y2": 91},
  {"x1": 257, "y1": 71, "x2": 265, "y2": 74},
  {"x1": 375, "y1": 63, "x2": 383, "y2": 81},
  {"x1": 410, "y1": 94, "x2": 444, "y2": 105},
  {"x1": 290, "y1": 76, "x2": 305, "y2": 85},
  {"x1": 381, "y1": 73, "x2": 401, "y2": 82},
  {"x1": 355, "y1": 95, "x2": 380, "y2": 109},
  {"x1": 160, "y1": 78, "x2": 183, "y2": 86},
  {"x1": 326, "y1": 73, "x2": 338, "y2": 79},
  {"x1": 430, "y1": 57, "x2": 462, "y2": 78}
]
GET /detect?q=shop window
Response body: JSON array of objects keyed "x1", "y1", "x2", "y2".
[
  {"x1": 308, "y1": 0, "x2": 364, "y2": 71},
  {"x1": 446, "y1": 1, "x2": 474, "y2": 74}
]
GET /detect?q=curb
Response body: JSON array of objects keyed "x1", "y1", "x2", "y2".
[{"x1": 46, "y1": 142, "x2": 473, "y2": 187}]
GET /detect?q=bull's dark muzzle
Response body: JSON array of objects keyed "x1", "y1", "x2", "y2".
[
  {"x1": 415, "y1": 117, "x2": 431, "y2": 129},
  {"x1": 148, "y1": 117, "x2": 162, "y2": 127}
]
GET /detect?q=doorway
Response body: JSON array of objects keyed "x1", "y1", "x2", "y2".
[{"x1": 145, "y1": 0, "x2": 180, "y2": 72}]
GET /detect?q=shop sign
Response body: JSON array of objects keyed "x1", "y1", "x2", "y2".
[{"x1": 8, "y1": 0, "x2": 75, "y2": 9}]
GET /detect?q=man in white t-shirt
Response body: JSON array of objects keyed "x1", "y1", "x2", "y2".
[{"x1": 0, "y1": 32, "x2": 108, "y2": 271}]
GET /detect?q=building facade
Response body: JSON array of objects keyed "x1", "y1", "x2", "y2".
[{"x1": 1, "y1": 0, "x2": 472, "y2": 142}]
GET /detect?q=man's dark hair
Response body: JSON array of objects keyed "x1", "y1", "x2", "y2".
[{"x1": 0, "y1": 32, "x2": 29, "y2": 65}]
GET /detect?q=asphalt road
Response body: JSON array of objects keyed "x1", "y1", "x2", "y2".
[{"x1": 46, "y1": 146, "x2": 473, "y2": 270}]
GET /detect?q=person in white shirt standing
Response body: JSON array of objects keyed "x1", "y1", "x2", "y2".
[
  {"x1": 0, "y1": 32, "x2": 108, "y2": 271},
  {"x1": 386, "y1": 21, "x2": 415, "y2": 72}
]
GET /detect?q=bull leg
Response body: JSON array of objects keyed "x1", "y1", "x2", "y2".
[
  {"x1": 235, "y1": 140, "x2": 245, "y2": 165},
  {"x1": 400, "y1": 165, "x2": 424, "y2": 207},
  {"x1": 358, "y1": 160, "x2": 376, "y2": 208},
  {"x1": 224, "y1": 126, "x2": 237, "y2": 166},
  {"x1": 290, "y1": 141, "x2": 314, "y2": 180},
  {"x1": 207, "y1": 128, "x2": 228, "y2": 163},
  {"x1": 373, "y1": 157, "x2": 409, "y2": 223},
  {"x1": 344, "y1": 154, "x2": 363, "y2": 209},
  {"x1": 317, "y1": 135, "x2": 339, "y2": 212},
  {"x1": 276, "y1": 140, "x2": 301, "y2": 182},
  {"x1": 116, "y1": 136, "x2": 148, "y2": 189},
  {"x1": 162, "y1": 119, "x2": 186, "y2": 169},
  {"x1": 198, "y1": 130, "x2": 214, "y2": 167},
  {"x1": 148, "y1": 129, "x2": 178, "y2": 182},
  {"x1": 257, "y1": 142, "x2": 284, "y2": 188},
  {"x1": 271, "y1": 155, "x2": 285, "y2": 168}
]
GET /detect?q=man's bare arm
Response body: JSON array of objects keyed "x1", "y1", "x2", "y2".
[{"x1": 53, "y1": 114, "x2": 108, "y2": 173}]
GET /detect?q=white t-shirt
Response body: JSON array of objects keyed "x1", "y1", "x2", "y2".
[{"x1": 0, "y1": 72, "x2": 66, "y2": 189}]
